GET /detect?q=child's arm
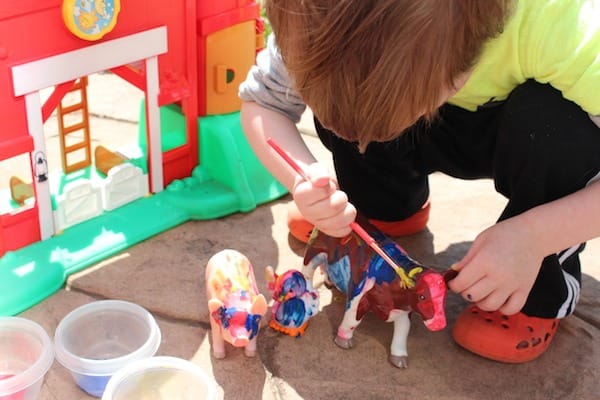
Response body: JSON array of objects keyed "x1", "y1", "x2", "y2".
[
  {"x1": 449, "y1": 180, "x2": 600, "y2": 315},
  {"x1": 241, "y1": 101, "x2": 356, "y2": 237},
  {"x1": 241, "y1": 101, "x2": 315, "y2": 190},
  {"x1": 239, "y1": 34, "x2": 355, "y2": 237}
]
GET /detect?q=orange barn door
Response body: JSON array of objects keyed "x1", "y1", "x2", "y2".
[{"x1": 205, "y1": 21, "x2": 256, "y2": 115}]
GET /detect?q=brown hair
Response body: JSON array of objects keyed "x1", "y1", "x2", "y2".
[{"x1": 266, "y1": 0, "x2": 513, "y2": 151}]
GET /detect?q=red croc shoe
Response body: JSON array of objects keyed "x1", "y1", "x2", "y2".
[
  {"x1": 286, "y1": 200, "x2": 430, "y2": 244},
  {"x1": 287, "y1": 202, "x2": 316, "y2": 243},
  {"x1": 452, "y1": 305, "x2": 559, "y2": 363},
  {"x1": 369, "y1": 200, "x2": 430, "y2": 237}
]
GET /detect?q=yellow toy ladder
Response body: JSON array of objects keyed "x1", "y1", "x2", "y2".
[{"x1": 57, "y1": 77, "x2": 91, "y2": 174}]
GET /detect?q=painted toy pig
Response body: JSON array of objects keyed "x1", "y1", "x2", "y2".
[
  {"x1": 206, "y1": 249, "x2": 267, "y2": 359},
  {"x1": 303, "y1": 216, "x2": 450, "y2": 368},
  {"x1": 265, "y1": 267, "x2": 319, "y2": 337}
]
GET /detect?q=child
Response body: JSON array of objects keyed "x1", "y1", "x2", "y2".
[{"x1": 239, "y1": 0, "x2": 600, "y2": 363}]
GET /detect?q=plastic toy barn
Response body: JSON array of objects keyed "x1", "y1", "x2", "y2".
[{"x1": 0, "y1": 1, "x2": 286, "y2": 316}]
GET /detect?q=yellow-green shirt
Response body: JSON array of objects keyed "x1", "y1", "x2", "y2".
[{"x1": 449, "y1": 0, "x2": 600, "y2": 115}]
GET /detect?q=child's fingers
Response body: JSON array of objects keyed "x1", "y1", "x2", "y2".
[
  {"x1": 446, "y1": 260, "x2": 483, "y2": 294},
  {"x1": 293, "y1": 178, "x2": 336, "y2": 205},
  {"x1": 292, "y1": 162, "x2": 336, "y2": 201},
  {"x1": 306, "y1": 162, "x2": 334, "y2": 187},
  {"x1": 290, "y1": 161, "x2": 355, "y2": 238},
  {"x1": 314, "y1": 203, "x2": 356, "y2": 237},
  {"x1": 311, "y1": 190, "x2": 349, "y2": 218},
  {"x1": 301, "y1": 190, "x2": 350, "y2": 226},
  {"x1": 446, "y1": 237, "x2": 480, "y2": 287},
  {"x1": 461, "y1": 277, "x2": 495, "y2": 303}
]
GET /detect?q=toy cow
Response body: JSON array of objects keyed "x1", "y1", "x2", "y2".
[
  {"x1": 265, "y1": 267, "x2": 319, "y2": 337},
  {"x1": 206, "y1": 249, "x2": 267, "y2": 359},
  {"x1": 303, "y1": 217, "x2": 450, "y2": 368}
]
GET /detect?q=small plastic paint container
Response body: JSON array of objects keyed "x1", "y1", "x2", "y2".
[
  {"x1": 101, "y1": 356, "x2": 217, "y2": 400},
  {"x1": 0, "y1": 317, "x2": 54, "y2": 400},
  {"x1": 54, "y1": 300, "x2": 161, "y2": 398}
]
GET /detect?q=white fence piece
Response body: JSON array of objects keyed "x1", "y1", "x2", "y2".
[
  {"x1": 54, "y1": 179, "x2": 103, "y2": 231},
  {"x1": 101, "y1": 164, "x2": 149, "y2": 211}
]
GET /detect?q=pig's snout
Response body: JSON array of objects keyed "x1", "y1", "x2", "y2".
[
  {"x1": 229, "y1": 324, "x2": 251, "y2": 347},
  {"x1": 232, "y1": 337, "x2": 250, "y2": 347}
]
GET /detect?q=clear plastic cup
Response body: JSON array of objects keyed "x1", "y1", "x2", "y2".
[
  {"x1": 54, "y1": 300, "x2": 161, "y2": 398},
  {"x1": 0, "y1": 317, "x2": 54, "y2": 400},
  {"x1": 102, "y1": 356, "x2": 217, "y2": 400}
]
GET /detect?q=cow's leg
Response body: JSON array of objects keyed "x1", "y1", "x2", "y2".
[
  {"x1": 209, "y1": 319, "x2": 226, "y2": 359},
  {"x1": 334, "y1": 277, "x2": 375, "y2": 349},
  {"x1": 387, "y1": 310, "x2": 411, "y2": 368}
]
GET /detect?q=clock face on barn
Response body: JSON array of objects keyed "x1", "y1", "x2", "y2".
[{"x1": 63, "y1": 0, "x2": 121, "y2": 41}]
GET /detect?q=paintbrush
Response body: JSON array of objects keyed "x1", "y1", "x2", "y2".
[{"x1": 266, "y1": 137, "x2": 408, "y2": 276}]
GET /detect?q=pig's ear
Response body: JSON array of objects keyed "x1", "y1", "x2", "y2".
[
  {"x1": 265, "y1": 266, "x2": 277, "y2": 291},
  {"x1": 208, "y1": 299, "x2": 224, "y2": 313},
  {"x1": 251, "y1": 294, "x2": 268, "y2": 316}
]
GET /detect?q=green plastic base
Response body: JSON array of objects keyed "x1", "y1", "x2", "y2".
[{"x1": 0, "y1": 194, "x2": 188, "y2": 316}]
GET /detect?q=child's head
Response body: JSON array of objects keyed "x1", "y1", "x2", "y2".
[{"x1": 266, "y1": 0, "x2": 512, "y2": 151}]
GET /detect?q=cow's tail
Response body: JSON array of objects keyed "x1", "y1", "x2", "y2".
[{"x1": 303, "y1": 248, "x2": 328, "y2": 287}]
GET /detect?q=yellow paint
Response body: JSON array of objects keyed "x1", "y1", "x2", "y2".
[
  {"x1": 395, "y1": 266, "x2": 423, "y2": 289},
  {"x1": 208, "y1": 253, "x2": 254, "y2": 301}
]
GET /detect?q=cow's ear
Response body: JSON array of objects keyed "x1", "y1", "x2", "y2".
[
  {"x1": 251, "y1": 294, "x2": 268, "y2": 316},
  {"x1": 208, "y1": 299, "x2": 224, "y2": 313}
]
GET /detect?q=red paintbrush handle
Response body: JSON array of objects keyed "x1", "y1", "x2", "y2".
[
  {"x1": 349, "y1": 222, "x2": 373, "y2": 244},
  {"x1": 351, "y1": 222, "x2": 402, "y2": 272},
  {"x1": 266, "y1": 137, "x2": 309, "y2": 180}
]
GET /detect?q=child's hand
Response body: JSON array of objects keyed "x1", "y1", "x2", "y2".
[
  {"x1": 292, "y1": 162, "x2": 357, "y2": 238},
  {"x1": 447, "y1": 217, "x2": 545, "y2": 315}
]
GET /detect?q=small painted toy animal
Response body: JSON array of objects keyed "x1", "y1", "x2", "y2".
[
  {"x1": 206, "y1": 249, "x2": 267, "y2": 359},
  {"x1": 265, "y1": 267, "x2": 319, "y2": 337},
  {"x1": 303, "y1": 217, "x2": 450, "y2": 368}
]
